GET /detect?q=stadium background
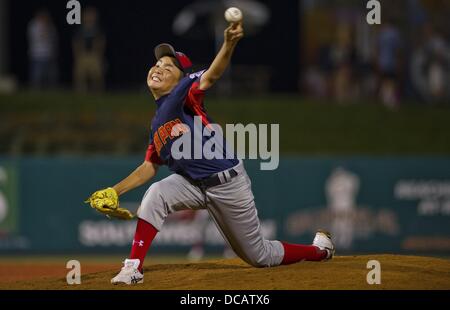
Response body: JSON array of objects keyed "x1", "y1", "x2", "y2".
[{"x1": 0, "y1": 0, "x2": 449, "y2": 265}]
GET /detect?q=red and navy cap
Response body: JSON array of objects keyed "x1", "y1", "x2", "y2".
[{"x1": 154, "y1": 43, "x2": 193, "y2": 74}]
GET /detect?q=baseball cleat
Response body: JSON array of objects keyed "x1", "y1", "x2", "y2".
[
  {"x1": 312, "y1": 230, "x2": 335, "y2": 260},
  {"x1": 111, "y1": 259, "x2": 144, "y2": 285}
]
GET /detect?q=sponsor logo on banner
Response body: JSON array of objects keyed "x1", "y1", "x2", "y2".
[
  {"x1": 395, "y1": 179, "x2": 450, "y2": 251},
  {"x1": 78, "y1": 209, "x2": 277, "y2": 247},
  {"x1": 0, "y1": 164, "x2": 29, "y2": 250},
  {"x1": 394, "y1": 180, "x2": 450, "y2": 216},
  {"x1": 285, "y1": 167, "x2": 399, "y2": 250}
]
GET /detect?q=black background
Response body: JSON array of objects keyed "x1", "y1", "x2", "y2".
[{"x1": 8, "y1": 0, "x2": 301, "y2": 91}]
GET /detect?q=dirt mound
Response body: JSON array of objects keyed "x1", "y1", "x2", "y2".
[{"x1": 1, "y1": 255, "x2": 449, "y2": 290}]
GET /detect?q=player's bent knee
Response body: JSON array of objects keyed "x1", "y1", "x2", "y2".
[
  {"x1": 238, "y1": 246, "x2": 283, "y2": 268},
  {"x1": 247, "y1": 259, "x2": 268, "y2": 268},
  {"x1": 248, "y1": 261, "x2": 267, "y2": 268},
  {"x1": 240, "y1": 254, "x2": 269, "y2": 268}
]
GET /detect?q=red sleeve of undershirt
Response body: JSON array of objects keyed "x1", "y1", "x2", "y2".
[
  {"x1": 144, "y1": 143, "x2": 164, "y2": 165},
  {"x1": 185, "y1": 81, "x2": 206, "y2": 109}
]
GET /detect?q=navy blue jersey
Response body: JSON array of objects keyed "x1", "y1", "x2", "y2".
[{"x1": 145, "y1": 71, "x2": 238, "y2": 180}]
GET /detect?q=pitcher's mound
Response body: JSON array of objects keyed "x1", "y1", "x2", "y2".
[{"x1": 2, "y1": 255, "x2": 449, "y2": 290}]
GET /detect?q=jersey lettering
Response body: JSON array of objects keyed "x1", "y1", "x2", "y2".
[{"x1": 154, "y1": 118, "x2": 184, "y2": 155}]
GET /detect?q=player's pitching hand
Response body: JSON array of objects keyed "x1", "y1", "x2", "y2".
[
  {"x1": 84, "y1": 187, "x2": 135, "y2": 220},
  {"x1": 224, "y1": 22, "x2": 244, "y2": 45}
]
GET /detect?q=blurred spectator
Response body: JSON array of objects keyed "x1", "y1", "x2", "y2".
[
  {"x1": 27, "y1": 9, "x2": 58, "y2": 89},
  {"x1": 330, "y1": 23, "x2": 357, "y2": 103},
  {"x1": 303, "y1": 65, "x2": 328, "y2": 98},
  {"x1": 375, "y1": 19, "x2": 402, "y2": 109},
  {"x1": 72, "y1": 7, "x2": 106, "y2": 92},
  {"x1": 410, "y1": 23, "x2": 450, "y2": 104}
]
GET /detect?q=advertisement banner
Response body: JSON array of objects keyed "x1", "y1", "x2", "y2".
[{"x1": 0, "y1": 157, "x2": 449, "y2": 254}]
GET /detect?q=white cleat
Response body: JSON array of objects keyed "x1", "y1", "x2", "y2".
[
  {"x1": 111, "y1": 259, "x2": 144, "y2": 285},
  {"x1": 312, "y1": 230, "x2": 335, "y2": 260}
]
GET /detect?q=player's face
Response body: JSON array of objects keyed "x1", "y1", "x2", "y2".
[{"x1": 147, "y1": 56, "x2": 183, "y2": 99}]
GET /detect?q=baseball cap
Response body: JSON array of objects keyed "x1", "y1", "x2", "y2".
[{"x1": 154, "y1": 43, "x2": 193, "y2": 74}]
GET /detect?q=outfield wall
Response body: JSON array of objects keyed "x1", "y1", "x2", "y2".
[{"x1": 0, "y1": 157, "x2": 449, "y2": 254}]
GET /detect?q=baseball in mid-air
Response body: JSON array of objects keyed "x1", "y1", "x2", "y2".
[{"x1": 224, "y1": 7, "x2": 243, "y2": 23}]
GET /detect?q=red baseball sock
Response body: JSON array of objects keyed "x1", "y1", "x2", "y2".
[
  {"x1": 281, "y1": 242, "x2": 327, "y2": 265},
  {"x1": 129, "y1": 218, "x2": 158, "y2": 272}
]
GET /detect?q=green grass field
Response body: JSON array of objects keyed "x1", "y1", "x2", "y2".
[{"x1": 1, "y1": 91, "x2": 449, "y2": 155}]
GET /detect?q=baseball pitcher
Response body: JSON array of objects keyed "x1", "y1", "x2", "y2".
[{"x1": 85, "y1": 21, "x2": 335, "y2": 285}]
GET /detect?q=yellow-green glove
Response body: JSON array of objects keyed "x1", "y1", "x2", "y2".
[{"x1": 84, "y1": 187, "x2": 134, "y2": 220}]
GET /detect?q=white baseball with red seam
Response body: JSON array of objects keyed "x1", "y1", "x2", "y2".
[{"x1": 224, "y1": 7, "x2": 243, "y2": 23}]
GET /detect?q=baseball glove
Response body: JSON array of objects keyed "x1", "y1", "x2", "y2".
[{"x1": 84, "y1": 187, "x2": 135, "y2": 220}]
